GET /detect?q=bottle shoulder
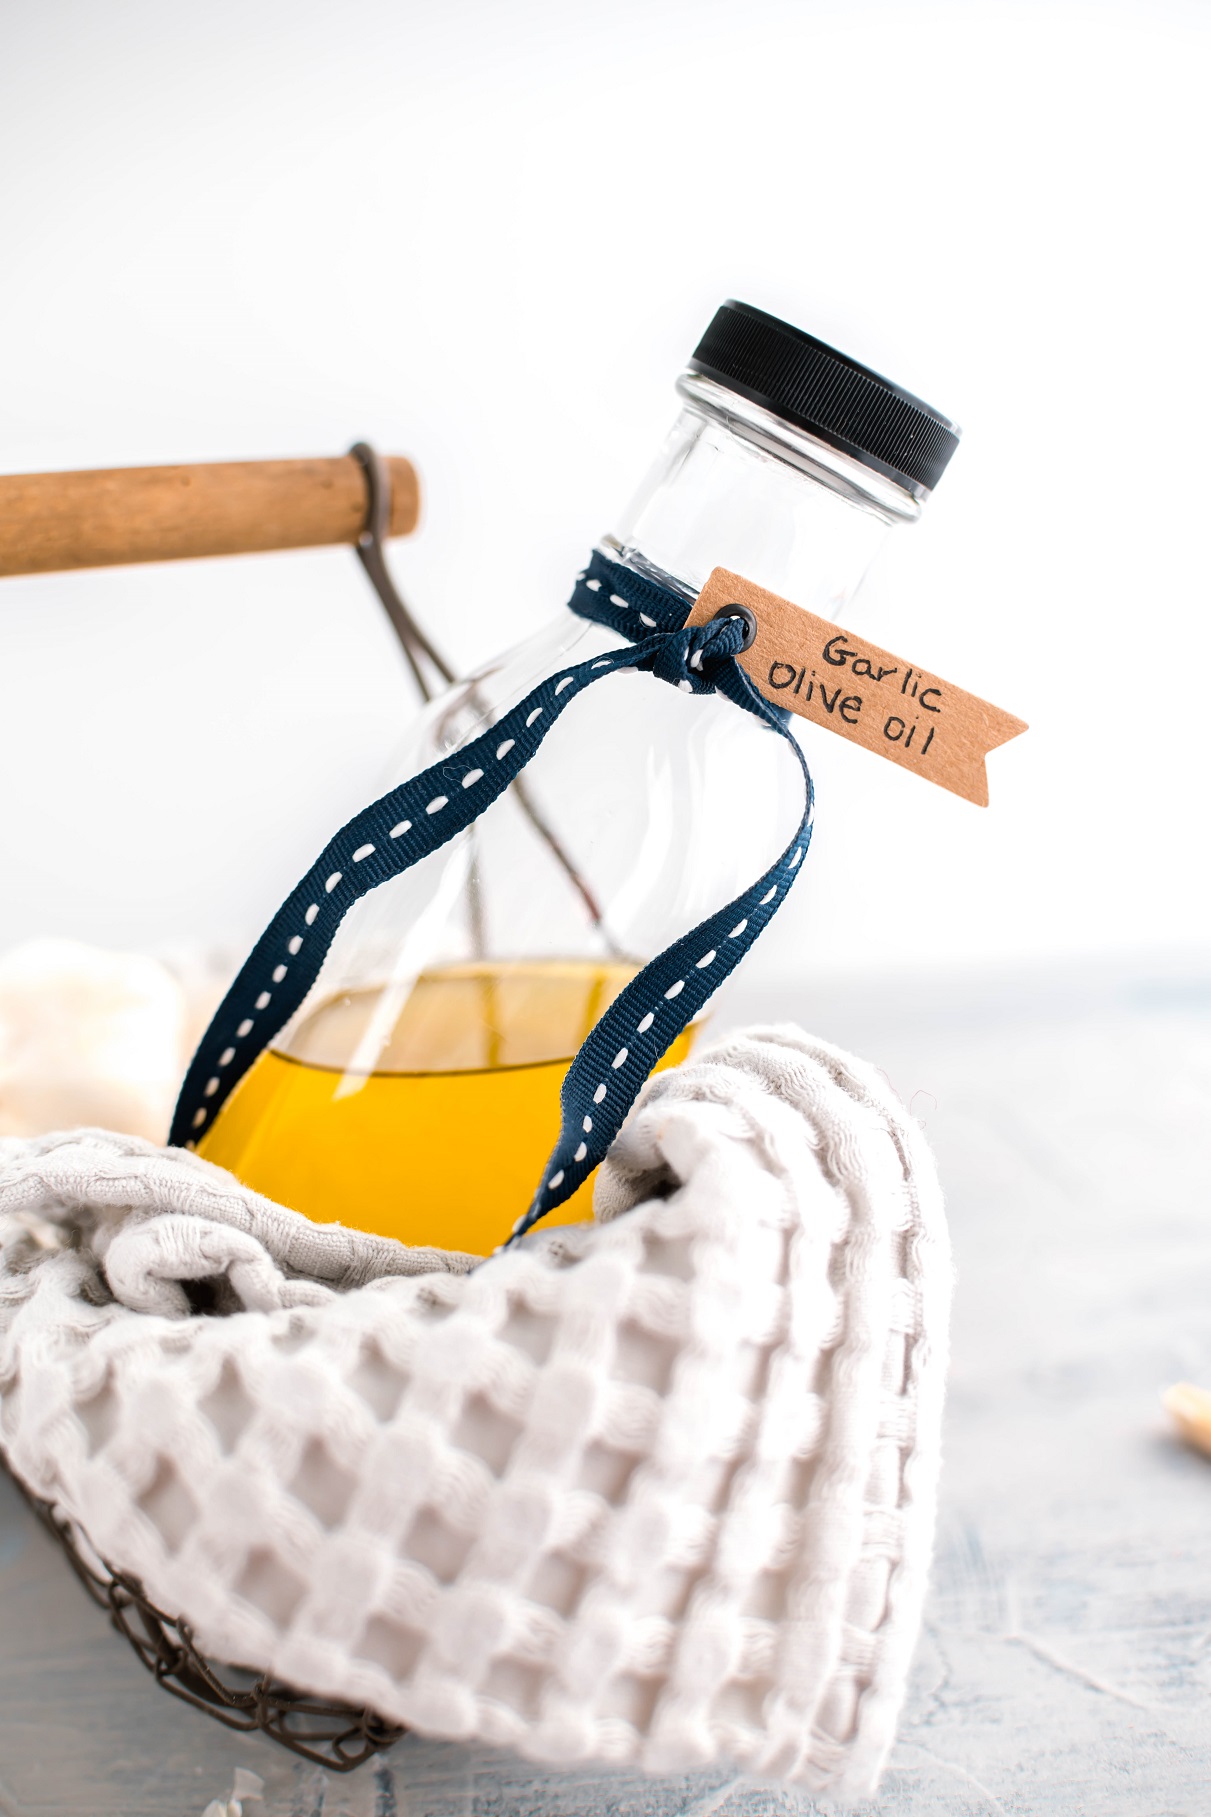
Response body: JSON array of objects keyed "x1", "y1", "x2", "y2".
[{"x1": 383, "y1": 610, "x2": 625, "y2": 778}]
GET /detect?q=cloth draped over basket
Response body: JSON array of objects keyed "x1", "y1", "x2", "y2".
[{"x1": 0, "y1": 1025, "x2": 951, "y2": 1798}]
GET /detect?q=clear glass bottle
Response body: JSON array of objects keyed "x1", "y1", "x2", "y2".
[{"x1": 198, "y1": 304, "x2": 955, "y2": 1254}]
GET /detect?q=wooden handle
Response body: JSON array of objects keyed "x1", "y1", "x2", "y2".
[{"x1": 0, "y1": 453, "x2": 420, "y2": 578}]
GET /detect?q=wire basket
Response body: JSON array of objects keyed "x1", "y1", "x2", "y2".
[{"x1": 12, "y1": 1468, "x2": 403, "y2": 1772}]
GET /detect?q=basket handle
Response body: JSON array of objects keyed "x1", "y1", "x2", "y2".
[{"x1": 0, "y1": 453, "x2": 419, "y2": 577}]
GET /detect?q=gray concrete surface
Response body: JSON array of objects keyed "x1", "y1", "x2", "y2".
[{"x1": 4, "y1": 952, "x2": 1211, "y2": 1815}]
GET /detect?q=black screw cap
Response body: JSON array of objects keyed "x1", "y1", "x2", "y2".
[{"x1": 689, "y1": 301, "x2": 960, "y2": 496}]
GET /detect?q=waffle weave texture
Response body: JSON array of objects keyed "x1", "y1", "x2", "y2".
[{"x1": 0, "y1": 1025, "x2": 950, "y2": 1798}]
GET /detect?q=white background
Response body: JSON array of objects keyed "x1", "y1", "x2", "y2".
[{"x1": 1, "y1": 0, "x2": 1208, "y2": 986}]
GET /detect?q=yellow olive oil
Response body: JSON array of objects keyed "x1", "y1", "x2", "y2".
[{"x1": 198, "y1": 960, "x2": 692, "y2": 1256}]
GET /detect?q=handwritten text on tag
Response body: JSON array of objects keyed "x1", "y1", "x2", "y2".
[{"x1": 687, "y1": 568, "x2": 1027, "y2": 807}]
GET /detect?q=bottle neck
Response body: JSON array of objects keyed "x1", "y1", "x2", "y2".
[{"x1": 605, "y1": 371, "x2": 922, "y2": 621}]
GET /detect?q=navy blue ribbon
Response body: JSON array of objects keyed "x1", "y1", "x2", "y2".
[{"x1": 170, "y1": 550, "x2": 815, "y2": 1239}]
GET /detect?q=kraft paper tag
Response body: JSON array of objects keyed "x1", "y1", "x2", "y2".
[{"x1": 687, "y1": 568, "x2": 1027, "y2": 807}]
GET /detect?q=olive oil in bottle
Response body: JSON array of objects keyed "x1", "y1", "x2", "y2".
[{"x1": 199, "y1": 959, "x2": 693, "y2": 1255}]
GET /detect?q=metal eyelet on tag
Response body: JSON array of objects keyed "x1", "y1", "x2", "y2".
[{"x1": 709, "y1": 603, "x2": 759, "y2": 650}]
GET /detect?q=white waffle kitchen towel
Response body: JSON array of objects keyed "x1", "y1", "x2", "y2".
[{"x1": 0, "y1": 1024, "x2": 950, "y2": 1797}]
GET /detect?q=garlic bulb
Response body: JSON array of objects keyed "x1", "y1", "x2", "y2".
[
  {"x1": 1164, "y1": 1383, "x2": 1211, "y2": 1462},
  {"x1": 0, "y1": 939, "x2": 186, "y2": 1142}
]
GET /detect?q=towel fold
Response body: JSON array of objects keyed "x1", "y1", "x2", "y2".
[{"x1": 0, "y1": 1023, "x2": 950, "y2": 1798}]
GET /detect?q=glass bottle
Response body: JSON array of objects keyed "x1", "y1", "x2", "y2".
[{"x1": 197, "y1": 303, "x2": 957, "y2": 1255}]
